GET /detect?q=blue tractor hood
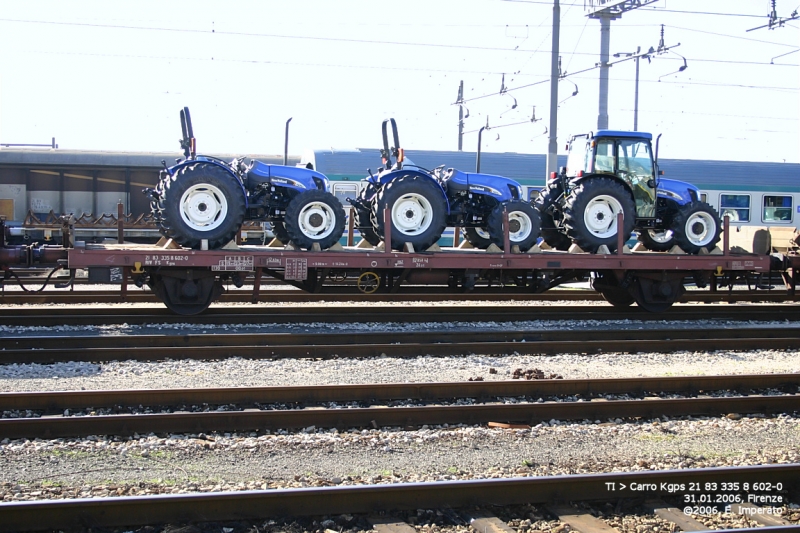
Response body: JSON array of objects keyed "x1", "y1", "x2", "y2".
[
  {"x1": 248, "y1": 160, "x2": 330, "y2": 191},
  {"x1": 447, "y1": 169, "x2": 519, "y2": 201}
]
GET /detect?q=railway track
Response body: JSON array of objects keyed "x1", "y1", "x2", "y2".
[
  {"x1": 0, "y1": 464, "x2": 797, "y2": 532},
  {"x1": 2, "y1": 373, "x2": 797, "y2": 438},
  {"x1": 2, "y1": 303, "x2": 800, "y2": 327},
  {"x1": 2, "y1": 326, "x2": 800, "y2": 364},
  {"x1": 0, "y1": 287, "x2": 797, "y2": 306}
]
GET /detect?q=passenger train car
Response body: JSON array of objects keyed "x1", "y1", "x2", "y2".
[{"x1": 1, "y1": 146, "x2": 798, "y2": 245}]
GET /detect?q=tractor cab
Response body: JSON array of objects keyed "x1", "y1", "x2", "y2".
[{"x1": 566, "y1": 130, "x2": 658, "y2": 219}]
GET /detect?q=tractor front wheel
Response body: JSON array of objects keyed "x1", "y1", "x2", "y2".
[
  {"x1": 284, "y1": 190, "x2": 346, "y2": 250},
  {"x1": 463, "y1": 227, "x2": 492, "y2": 249},
  {"x1": 672, "y1": 201, "x2": 722, "y2": 254},
  {"x1": 487, "y1": 200, "x2": 541, "y2": 251}
]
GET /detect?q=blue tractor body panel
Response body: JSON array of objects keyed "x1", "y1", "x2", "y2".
[
  {"x1": 248, "y1": 161, "x2": 330, "y2": 191},
  {"x1": 447, "y1": 170, "x2": 519, "y2": 202},
  {"x1": 658, "y1": 177, "x2": 700, "y2": 205}
]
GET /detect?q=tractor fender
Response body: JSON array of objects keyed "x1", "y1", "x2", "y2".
[
  {"x1": 657, "y1": 177, "x2": 700, "y2": 206},
  {"x1": 249, "y1": 160, "x2": 331, "y2": 192},
  {"x1": 377, "y1": 169, "x2": 451, "y2": 214},
  {"x1": 168, "y1": 158, "x2": 249, "y2": 209}
]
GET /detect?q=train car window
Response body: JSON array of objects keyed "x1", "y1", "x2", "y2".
[
  {"x1": 528, "y1": 189, "x2": 540, "y2": 201},
  {"x1": 720, "y1": 194, "x2": 750, "y2": 223},
  {"x1": 700, "y1": 193, "x2": 708, "y2": 203},
  {"x1": 332, "y1": 183, "x2": 358, "y2": 206},
  {"x1": 763, "y1": 195, "x2": 793, "y2": 223}
]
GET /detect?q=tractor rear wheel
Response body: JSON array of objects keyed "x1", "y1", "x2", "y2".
[
  {"x1": 284, "y1": 190, "x2": 346, "y2": 250},
  {"x1": 158, "y1": 163, "x2": 246, "y2": 249},
  {"x1": 353, "y1": 183, "x2": 381, "y2": 246},
  {"x1": 672, "y1": 201, "x2": 721, "y2": 254},
  {"x1": 563, "y1": 178, "x2": 635, "y2": 253},
  {"x1": 534, "y1": 183, "x2": 571, "y2": 250},
  {"x1": 487, "y1": 200, "x2": 541, "y2": 251},
  {"x1": 375, "y1": 175, "x2": 447, "y2": 251}
]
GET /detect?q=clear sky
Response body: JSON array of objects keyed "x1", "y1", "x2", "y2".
[{"x1": 0, "y1": 0, "x2": 797, "y2": 167}]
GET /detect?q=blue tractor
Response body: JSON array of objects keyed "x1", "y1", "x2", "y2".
[
  {"x1": 536, "y1": 130, "x2": 722, "y2": 254},
  {"x1": 146, "y1": 108, "x2": 346, "y2": 250},
  {"x1": 349, "y1": 119, "x2": 541, "y2": 252}
]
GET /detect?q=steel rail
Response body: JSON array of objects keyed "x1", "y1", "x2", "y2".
[
  {"x1": 1, "y1": 305, "x2": 800, "y2": 327},
  {"x1": 1, "y1": 288, "x2": 796, "y2": 305},
  {"x1": 1, "y1": 394, "x2": 797, "y2": 439},
  {"x1": 2, "y1": 328, "x2": 800, "y2": 364},
  {"x1": 0, "y1": 465, "x2": 797, "y2": 532},
  {"x1": 3, "y1": 326, "x2": 799, "y2": 350},
  {"x1": 1, "y1": 373, "x2": 797, "y2": 412}
]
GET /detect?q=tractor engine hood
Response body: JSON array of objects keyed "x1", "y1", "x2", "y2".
[
  {"x1": 447, "y1": 170, "x2": 520, "y2": 201},
  {"x1": 247, "y1": 160, "x2": 330, "y2": 191}
]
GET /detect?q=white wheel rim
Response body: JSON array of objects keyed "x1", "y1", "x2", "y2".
[
  {"x1": 179, "y1": 184, "x2": 228, "y2": 231},
  {"x1": 475, "y1": 227, "x2": 491, "y2": 239},
  {"x1": 508, "y1": 211, "x2": 533, "y2": 242},
  {"x1": 685, "y1": 211, "x2": 715, "y2": 246},
  {"x1": 298, "y1": 201, "x2": 336, "y2": 239},
  {"x1": 583, "y1": 194, "x2": 623, "y2": 238},
  {"x1": 391, "y1": 193, "x2": 433, "y2": 236},
  {"x1": 648, "y1": 229, "x2": 673, "y2": 244}
]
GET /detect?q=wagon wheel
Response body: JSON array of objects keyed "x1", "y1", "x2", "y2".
[{"x1": 357, "y1": 271, "x2": 380, "y2": 294}]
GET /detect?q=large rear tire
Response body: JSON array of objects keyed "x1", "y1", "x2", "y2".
[
  {"x1": 487, "y1": 200, "x2": 541, "y2": 251},
  {"x1": 563, "y1": 178, "x2": 635, "y2": 253},
  {"x1": 672, "y1": 201, "x2": 721, "y2": 254},
  {"x1": 375, "y1": 175, "x2": 447, "y2": 251},
  {"x1": 534, "y1": 183, "x2": 571, "y2": 250},
  {"x1": 158, "y1": 163, "x2": 246, "y2": 249},
  {"x1": 284, "y1": 189, "x2": 346, "y2": 250},
  {"x1": 353, "y1": 183, "x2": 381, "y2": 246}
]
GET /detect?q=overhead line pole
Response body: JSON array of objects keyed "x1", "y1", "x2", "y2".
[{"x1": 546, "y1": 0, "x2": 561, "y2": 177}]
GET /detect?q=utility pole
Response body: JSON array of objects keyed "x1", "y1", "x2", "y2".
[
  {"x1": 457, "y1": 80, "x2": 465, "y2": 151},
  {"x1": 586, "y1": 0, "x2": 658, "y2": 130},
  {"x1": 546, "y1": 0, "x2": 560, "y2": 177},
  {"x1": 596, "y1": 13, "x2": 614, "y2": 130}
]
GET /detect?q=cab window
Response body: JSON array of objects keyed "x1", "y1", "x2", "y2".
[
  {"x1": 594, "y1": 139, "x2": 615, "y2": 173},
  {"x1": 616, "y1": 140, "x2": 653, "y2": 180}
]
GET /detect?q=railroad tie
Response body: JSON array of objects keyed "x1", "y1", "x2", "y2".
[
  {"x1": 369, "y1": 516, "x2": 417, "y2": 533},
  {"x1": 468, "y1": 513, "x2": 516, "y2": 533},
  {"x1": 645, "y1": 499, "x2": 707, "y2": 532},
  {"x1": 547, "y1": 505, "x2": 620, "y2": 533},
  {"x1": 730, "y1": 503, "x2": 793, "y2": 527}
]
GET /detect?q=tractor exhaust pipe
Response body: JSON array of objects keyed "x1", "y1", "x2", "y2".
[
  {"x1": 284, "y1": 117, "x2": 293, "y2": 166},
  {"x1": 476, "y1": 126, "x2": 486, "y2": 173},
  {"x1": 180, "y1": 107, "x2": 196, "y2": 159}
]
